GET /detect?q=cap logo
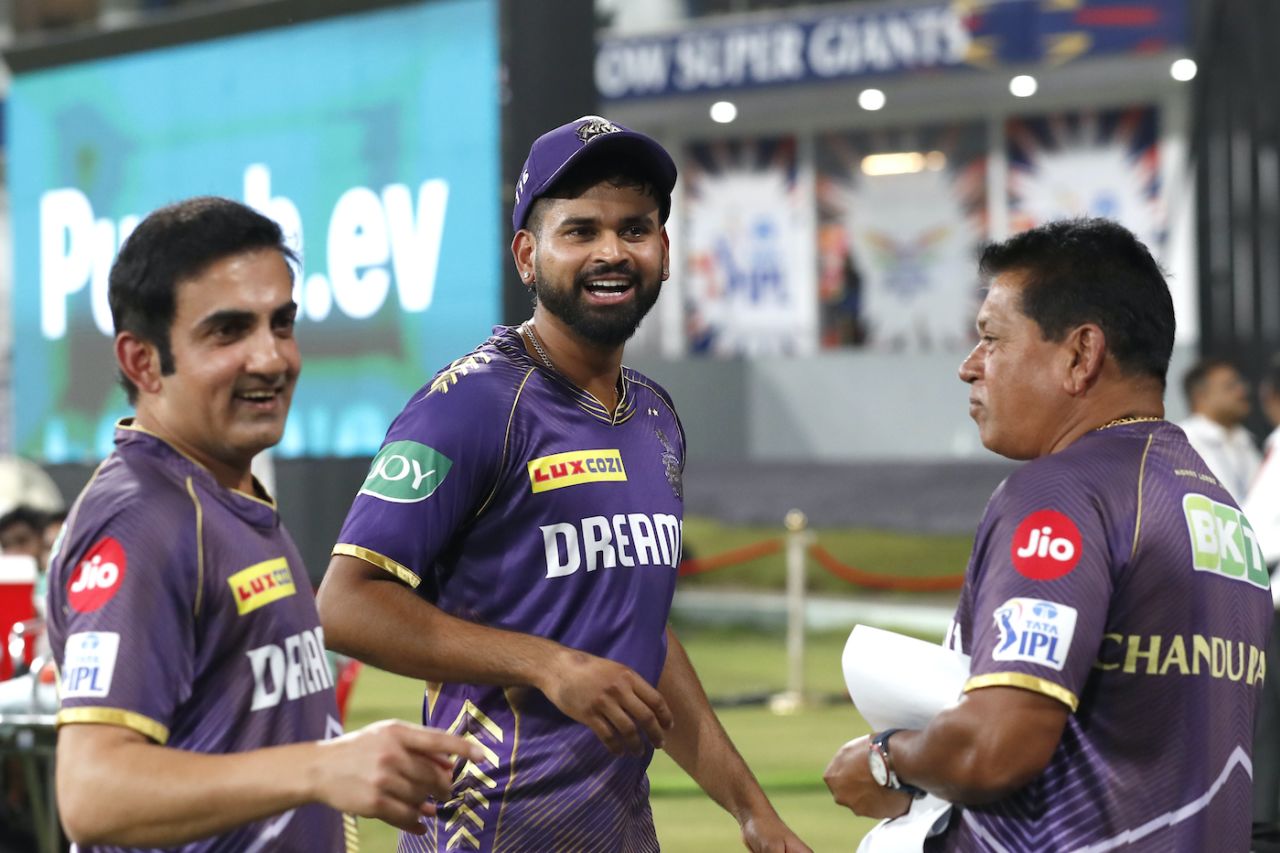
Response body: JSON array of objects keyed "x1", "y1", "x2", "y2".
[{"x1": 576, "y1": 117, "x2": 621, "y2": 144}]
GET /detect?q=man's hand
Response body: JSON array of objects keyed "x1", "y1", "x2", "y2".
[
  {"x1": 539, "y1": 649, "x2": 674, "y2": 755},
  {"x1": 311, "y1": 720, "x2": 484, "y2": 834},
  {"x1": 824, "y1": 736, "x2": 913, "y2": 820},
  {"x1": 739, "y1": 809, "x2": 813, "y2": 852}
]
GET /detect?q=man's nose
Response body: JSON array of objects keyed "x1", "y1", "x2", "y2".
[{"x1": 958, "y1": 346, "x2": 982, "y2": 383}]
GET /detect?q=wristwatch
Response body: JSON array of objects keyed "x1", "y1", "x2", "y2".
[{"x1": 868, "y1": 729, "x2": 926, "y2": 798}]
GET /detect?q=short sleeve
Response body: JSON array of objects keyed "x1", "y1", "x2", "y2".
[
  {"x1": 333, "y1": 375, "x2": 514, "y2": 598},
  {"x1": 962, "y1": 474, "x2": 1116, "y2": 712},
  {"x1": 51, "y1": 510, "x2": 197, "y2": 744}
]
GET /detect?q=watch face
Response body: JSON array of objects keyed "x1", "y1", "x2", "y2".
[{"x1": 868, "y1": 745, "x2": 891, "y2": 787}]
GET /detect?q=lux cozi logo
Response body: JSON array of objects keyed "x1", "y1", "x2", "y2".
[
  {"x1": 228, "y1": 558, "x2": 296, "y2": 616},
  {"x1": 527, "y1": 449, "x2": 627, "y2": 494}
]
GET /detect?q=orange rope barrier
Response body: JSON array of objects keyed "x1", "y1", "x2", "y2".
[
  {"x1": 807, "y1": 544, "x2": 965, "y2": 592},
  {"x1": 678, "y1": 539, "x2": 783, "y2": 576},
  {"x1": 676, "y1": 536, "x2": 967, "y2": 591}
]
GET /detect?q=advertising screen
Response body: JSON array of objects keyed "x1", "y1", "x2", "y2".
[{"x1": 8, "y1": 0, "x2": 500, "y2": 461}]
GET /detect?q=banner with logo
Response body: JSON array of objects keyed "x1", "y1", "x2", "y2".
[
  {"x1": 8, "y1": 0, "x2": 500, "y2": 462},
  {"x1": 815, "y1": 123, "x2": 988, "y2": 350},
  {"x1": 1007, "y1": 105, "x2": 1164, "y2": 252},
  {"x1": 680, "y1": 136, "x2": 815, "y2": 356},
  {"x1": 596, "y1": 0, "x2": 1188, "y2": 101}
]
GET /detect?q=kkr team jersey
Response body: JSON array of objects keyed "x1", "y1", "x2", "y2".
[
  {"x1": 933, "y1": 420, "x2": 1272, "y2": 852},
  {"x1": 335, "y1": 326, "x2": 685, "y2": 853},
  {"x1": 48, "y1": 423, "x2": 351, "y2": 853}
]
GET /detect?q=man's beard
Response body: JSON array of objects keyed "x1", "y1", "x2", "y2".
[{"x1": 533, "y1": 263, "x2": 662, "y2": 347}]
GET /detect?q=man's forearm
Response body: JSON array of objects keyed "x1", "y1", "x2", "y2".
[
  {"x1": 885, "y1": 687, "x2": 1066, "y2": 804},
  {"x1": 317, "y1": 556, "x2": 568, "y2": 691},
  {"x1": 58, "y1": 730, "x2": 321, "y2": 846},
  {"x1": 657, "y1": 628, "x2": 775, "y2": 822}
]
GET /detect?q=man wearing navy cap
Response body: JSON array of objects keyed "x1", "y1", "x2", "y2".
[{"x1": 319, "y1": 116, "x2": 809, "y2": 852}]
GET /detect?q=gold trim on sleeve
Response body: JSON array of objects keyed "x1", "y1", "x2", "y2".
[
  {"x1": 963, "y1": 672, "x2": 1079, "y2": 712},
  {"x1": 56, "y1": 707, "x2": 171, "y2": 744},
  {"x1": 331, "y1": 544, "x2": 421, "y2": 589}
]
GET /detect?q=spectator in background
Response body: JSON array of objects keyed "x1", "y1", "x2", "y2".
[
  {"x1": 0, "y1": 506, "x2": 49, "y2": 567},
  {"x1": 0, "y1": 505, "x2": 53, "y2": 629},
  {"x1": 1243, "y1": 353, "x2": 1280, "y2": 828},
  {"x1": 1179, "y1": 358, "x2": 1261, "y2": 500}
]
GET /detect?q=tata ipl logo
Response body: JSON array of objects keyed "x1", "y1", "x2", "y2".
[
  {"x1": 992, "y1": 597, "x2": 1076, "y2": 671},
  {"x1": 360, "y1": 440, "x2": 453, "y2": 503}
]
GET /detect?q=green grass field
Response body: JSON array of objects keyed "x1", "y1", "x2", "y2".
[
  {"x1": 679, "y1": 516, "x2": 971, "y2": 594},
  {"x1": 345, "y1": 630, "x2": 889, "y2": 851}
]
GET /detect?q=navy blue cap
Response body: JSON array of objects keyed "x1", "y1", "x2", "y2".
[{"x1": 512, "y1": 115, "x2": 677, "y2": 232}]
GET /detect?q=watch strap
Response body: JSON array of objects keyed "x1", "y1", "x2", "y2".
[{"x1": 872, "y1": 728, "x2": 926, "y2": 799}]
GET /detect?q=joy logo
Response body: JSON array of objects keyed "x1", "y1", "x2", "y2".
[
  {"x1": 1010, "y1": 509, "x2": 1082, "y2": 581},
  {"x1": 67, "y1": 536, "x2": 127, "y2": 612},
  {"x1": 360, "y1": 440, "x2": 453, "y2": 503}
]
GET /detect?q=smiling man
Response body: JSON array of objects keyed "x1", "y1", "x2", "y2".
[
  {"x1": 47, "y1": 197, "x2": 478, "y2": 852},
  {"x1": 318, "y1": 116, "x2": 808, "y2": 853},
  {"x1": 824, "y1": 219, "x2": 1272, "y2": 851}
]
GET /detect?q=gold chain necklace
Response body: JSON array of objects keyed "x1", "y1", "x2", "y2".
[{"x1": 1094, "y1": 415, "x2": 1163, "y2": 432}]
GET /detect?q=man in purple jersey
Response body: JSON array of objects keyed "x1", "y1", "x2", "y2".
[
  {"x1": 318, "y1": 116, "x2": 809, "y2": 853},
  {"x1": 48, "y1": 197, "x2": 479, "y2": 852},
  {"x1": 825, "y1": 219, "x2": 1273, "y2": 850}
]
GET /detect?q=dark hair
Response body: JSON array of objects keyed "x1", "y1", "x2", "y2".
[
  {"x1": 108, "y1": 196, "x2": 297, "y2": 404},
  {"x1": 526, "y1": 150, "x2": 669, "y2": 236},
  {"x1": 1183, "y1": 357, "x2": 1239, "y2": 406},
  {"x1": 0, "y1": 505, "x2": 47, "y2": 536},
  {"x1": 979, "y1": 218, "x2": 1175, "y2": 389}
]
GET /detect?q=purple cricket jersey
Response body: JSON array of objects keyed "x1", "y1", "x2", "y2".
[
  {"x1": 334, "y1": 326, "x2": 685, "y2": 853},
  {"x1": 931, "y1": 420, "x2": 1272, "y2": 852},
  {"x1": 48, "y1": 422, "x2": 354, "y2": 853}
]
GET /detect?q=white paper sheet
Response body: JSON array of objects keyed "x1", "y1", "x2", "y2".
[{"x1": 841, "y1": 625, "x2": 971, "y2": 853}]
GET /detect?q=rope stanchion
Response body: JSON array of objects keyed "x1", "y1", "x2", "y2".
[
  {"x1": 807, "y1": 544, "x2": 965, "y2": 592},
  {"x1": 675, "y1": 535, "x2": 965, "y2": 591},
  {"x1": 678, "y1": 539, "x2": 782, "y2": 576}
]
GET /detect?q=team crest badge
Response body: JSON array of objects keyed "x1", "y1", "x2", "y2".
[
  {"x1": 576, "y1": 116, "x2": 621, "y2": 144},
  {"x1": 656, "y1": 427, "x2": 682, "y2": 500}
]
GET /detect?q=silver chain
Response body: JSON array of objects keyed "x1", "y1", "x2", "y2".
[{"x1": 521, "y1": 321, "x2": 556, "y2": 372}]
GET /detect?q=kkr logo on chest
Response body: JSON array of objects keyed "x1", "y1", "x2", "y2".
[
  {"x1": 527, "y1": 449, "x2": 627, "y2": 493},
  {"x1": 228, "y1": 558, "x2": 296, "y2": 616}
]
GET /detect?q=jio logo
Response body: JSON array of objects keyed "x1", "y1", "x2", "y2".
[
  {"x1": 67, "y1": 536, "x2": 127, "y2": 613},
  {"x1": 1010, "y1": 510, "x2": 1082, "y2": 581}
]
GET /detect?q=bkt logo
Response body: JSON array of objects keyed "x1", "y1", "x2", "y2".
[
  {"x1": 67, "y1": 536, "x2": 128, "y2": 613},
  {"x1": 1183, "y1": 494, "x2": 1269, "y2": 589},
  {"x1": 992, "y1": 597, "x2": 1077, "y2": 672},
  {"x1": 1009, "y1": 509, "x2": 1082, "y2": 581},
  {"x1": 360, "y1": 440, "x2": 453, "y2": 504}
]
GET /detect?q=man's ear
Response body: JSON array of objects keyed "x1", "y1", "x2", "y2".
[
  {"x1": 116, "y1": 332, "x2": 163, "y2": 396},
  {"x1": 661, "y1": 227, "x2": 670, "y2": 281},
  {"x1": 511, "y1": 230, "x2": 536, "y2": 285},
  {"x1": 1063, "y1": 323, "x2": 1107, "y2": 396}
]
